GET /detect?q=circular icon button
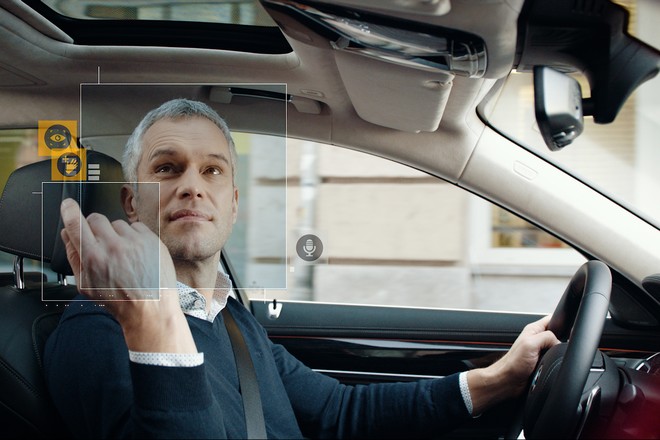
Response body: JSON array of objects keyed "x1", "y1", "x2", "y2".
[
  {"x1": 296, "y1": 234, "x2": 323, "y2": 262},
  {"x1": 44, "y1": 124, "x2": 72, "y2": 150},
  {"x1": 56, "y1": 152, "x2": 82, "y2": 177}
]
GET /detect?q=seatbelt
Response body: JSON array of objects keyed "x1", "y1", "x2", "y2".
[{"x1": 222, "y1": 307, "x2": 268, "y2": 439}]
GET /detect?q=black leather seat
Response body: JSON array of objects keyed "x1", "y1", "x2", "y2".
[{"x1": 0, "y1": 150, "x2": 126, "y2": 438}]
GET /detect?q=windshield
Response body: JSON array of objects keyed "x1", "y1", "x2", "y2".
[
  {"x1": 486, "y1": 70, "x2": 660, "y2": 228},
  {"x1": 485, "y1": 2, "x2": 660, "y2": 227},
  {"x1": 487, "y1": 2, "x2": 660, "y2": 227}
]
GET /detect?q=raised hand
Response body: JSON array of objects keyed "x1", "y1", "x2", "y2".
[{"x1": 60, "y1": 198, "x2": 197, "y2": 354}]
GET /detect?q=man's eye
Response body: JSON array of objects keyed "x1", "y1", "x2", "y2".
[
  {"x1": 205, "y1": 167, "x2": 221, "y2": 175},
  {"x1": 155, "y1": 165, "x2": 174, "y2": 173}
]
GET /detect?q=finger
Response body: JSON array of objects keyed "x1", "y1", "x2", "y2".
[
  {"x1": 86, "y1": 212, "x2": 119, "y2": 242},
  {"x1": 61, "y1": 228, "x2": 82, "y2": 285},
  {"x1": 131, "y1": 222, "x2": 162, "y2": 248},
  {"x1": 536, "y1": 314, "x2": 552, "y2": 330},
  {"x1": 529, "y1": 329, "x2": 561, "y2": 354},
  {"x1": 111, "y1": 218, "x2": 135, "y2": 236},
  {"x1": 131, "y1": 221, "x2": 154, "y2": 234},
  {"x1": 523, "y1": 315, "x2": 553, "y2": 335},
  {"x1": 60, "y1": 198, "x2": 97, "y2": 257}
]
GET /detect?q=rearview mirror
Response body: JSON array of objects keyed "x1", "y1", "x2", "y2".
[{"x1": 534, "y1": 66, "x2": 584, "y2": 151}]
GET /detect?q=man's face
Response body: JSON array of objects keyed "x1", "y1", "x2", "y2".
[{"x1": 124, "y1": 116, "x2": 238, "y2": 263}]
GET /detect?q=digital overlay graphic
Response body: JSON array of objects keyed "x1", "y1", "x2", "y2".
[{"x1": 38, "y1": 120, "x2": 87, "y2": 181}]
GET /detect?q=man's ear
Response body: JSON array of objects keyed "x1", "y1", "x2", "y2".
[
  {"x1": 232, "y1": 187, "x2": 239, "y2": 224},
  {"x1": 120, "y1": 184, "x2": 138, "y2": 222}
]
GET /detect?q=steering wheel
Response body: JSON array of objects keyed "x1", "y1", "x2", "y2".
[{"x1": 519, "y1": 260, "x2": 612, "y2": 439}]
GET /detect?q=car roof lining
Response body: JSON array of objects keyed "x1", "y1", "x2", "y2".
[{"x1": 0, "y1": 0, "x2": 507, "y2": 184}]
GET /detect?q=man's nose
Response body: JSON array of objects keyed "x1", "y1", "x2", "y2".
[{"x1": 176, "y1": 168, "x2": 203, "y2": 199}]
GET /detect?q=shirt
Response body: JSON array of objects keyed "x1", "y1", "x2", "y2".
[{"x1": 128, "y1": 272, "x2": 232, "y2": 368}]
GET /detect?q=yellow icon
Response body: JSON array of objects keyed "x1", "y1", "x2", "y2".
[
  {"x1": 38, "y1": 120, "x2": 78, "y2": 157},
  {"x1": 51, "y1": 146, "x2": 86, "y2": 181}
]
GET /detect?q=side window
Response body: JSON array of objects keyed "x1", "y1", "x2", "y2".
[
  {"x1": 242, "y1": 139, "x2": 586, "y2": 314},
  {"x1": 0, "y1": 129, "x2": 53, "y2": 278}
]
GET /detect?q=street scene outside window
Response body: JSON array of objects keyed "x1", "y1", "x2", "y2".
[{"x1": 0, "y1": 126, "x2": 582, "y2": 314}]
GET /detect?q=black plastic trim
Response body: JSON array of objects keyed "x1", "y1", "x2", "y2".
[{"x1": 254, "y1": 301, "x2": 660, "y2": 353}]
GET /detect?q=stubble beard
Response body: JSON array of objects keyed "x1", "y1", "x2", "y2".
[
  {"x1": 162, "y1": 222, "x2": 233, "y2": 264},
  {"x1": 165, "y1": 234, "x2": 221, "y2": 262}
]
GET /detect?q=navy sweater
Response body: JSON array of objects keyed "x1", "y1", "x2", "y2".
[{"x1": 44, "y1": 297, "x2": 470, "y2": 438}]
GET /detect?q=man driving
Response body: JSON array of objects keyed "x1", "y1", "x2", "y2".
[{"x1": 44, "y1": 98, "x2": 559, "y2": 438}]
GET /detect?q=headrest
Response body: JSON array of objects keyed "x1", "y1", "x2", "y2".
[{"x1": 0, "y1": 150, "x2": 127, "y2": 275}]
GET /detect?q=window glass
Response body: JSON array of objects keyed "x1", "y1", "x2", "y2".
[
  {"x1": 0, "y1": 129, "x2": 586, "y2": 313},
  {"x1": 486, "y1": 71, "x2": 660, "y2": 227},
  {"x1": 224, "y1": 132, "x2": 287, "y2": 289},
  {"x1": 485, "y1": 0, "x2": 660, "y2": 227},
  {"x1": 0, "y1": 129, "x2": 39, "y2": 190},
  {"x1": 243, "y1": 139, "x2": 586, "y2": 314},
  {"x1": 39, "y1": 0, "x2": 277, "y2": 26},
  {"x1": 491, "y1": 207, "x2": 567, "y2": 249},
  {"x1": 0, "y1": 129, "x2": 58, "y2": 280}
]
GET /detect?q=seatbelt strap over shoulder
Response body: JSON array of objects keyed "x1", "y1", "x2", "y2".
[{"x1": 222, "y1": 307, "x2": 267, "y2": 439}]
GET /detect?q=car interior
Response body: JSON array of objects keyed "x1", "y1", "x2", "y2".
[{"x1": 0, "y1": 0, "x2": 659, "y2": 438}]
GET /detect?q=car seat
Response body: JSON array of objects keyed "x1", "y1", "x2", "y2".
[{"x1": 0, "y1": 150, "x2": 126, "y2": 438}]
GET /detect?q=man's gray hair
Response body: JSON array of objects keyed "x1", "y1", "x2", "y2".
[{"x1": 122, "y1": 98, "x2": 237, "y2": 185}]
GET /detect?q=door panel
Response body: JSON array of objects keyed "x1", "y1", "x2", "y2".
[
  {"x1": 254, "y1": 301, "x2": 532, "y2": 377},
  {"x1": 253, "y1": 301, "x2": 537, "y2": 438},
  {"x1": 251, "y1": 300, "x2": 659, "y2": 438}
]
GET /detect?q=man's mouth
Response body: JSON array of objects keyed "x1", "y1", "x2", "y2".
[{"x1": 169, "y1": 209, "x2": 211, "y2": 222}]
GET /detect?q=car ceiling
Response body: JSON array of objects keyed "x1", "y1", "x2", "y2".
[{"x1": 0, "y1": 0, "x2": 528, "y2": 183}]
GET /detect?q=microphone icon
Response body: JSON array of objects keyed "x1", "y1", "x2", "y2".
[
  {"x1": 303, "y1": 238, "x2": 316, "y2": 257},
  {"x1": 296, "y1": 234, "x2": 323, "y2": 262}
]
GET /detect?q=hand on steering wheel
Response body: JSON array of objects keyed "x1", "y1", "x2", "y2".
[{"x1": 522, "y1": 260, "x2": 611, "y2": 439}]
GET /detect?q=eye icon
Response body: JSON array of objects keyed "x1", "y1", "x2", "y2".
[{"x1": 44, "y1": 124, "x2": 72, "y2": 149}]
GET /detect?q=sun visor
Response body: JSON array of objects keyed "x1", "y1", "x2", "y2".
[{"x1": 334, "y1": 50, "x2": 453, "y2": 132}]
